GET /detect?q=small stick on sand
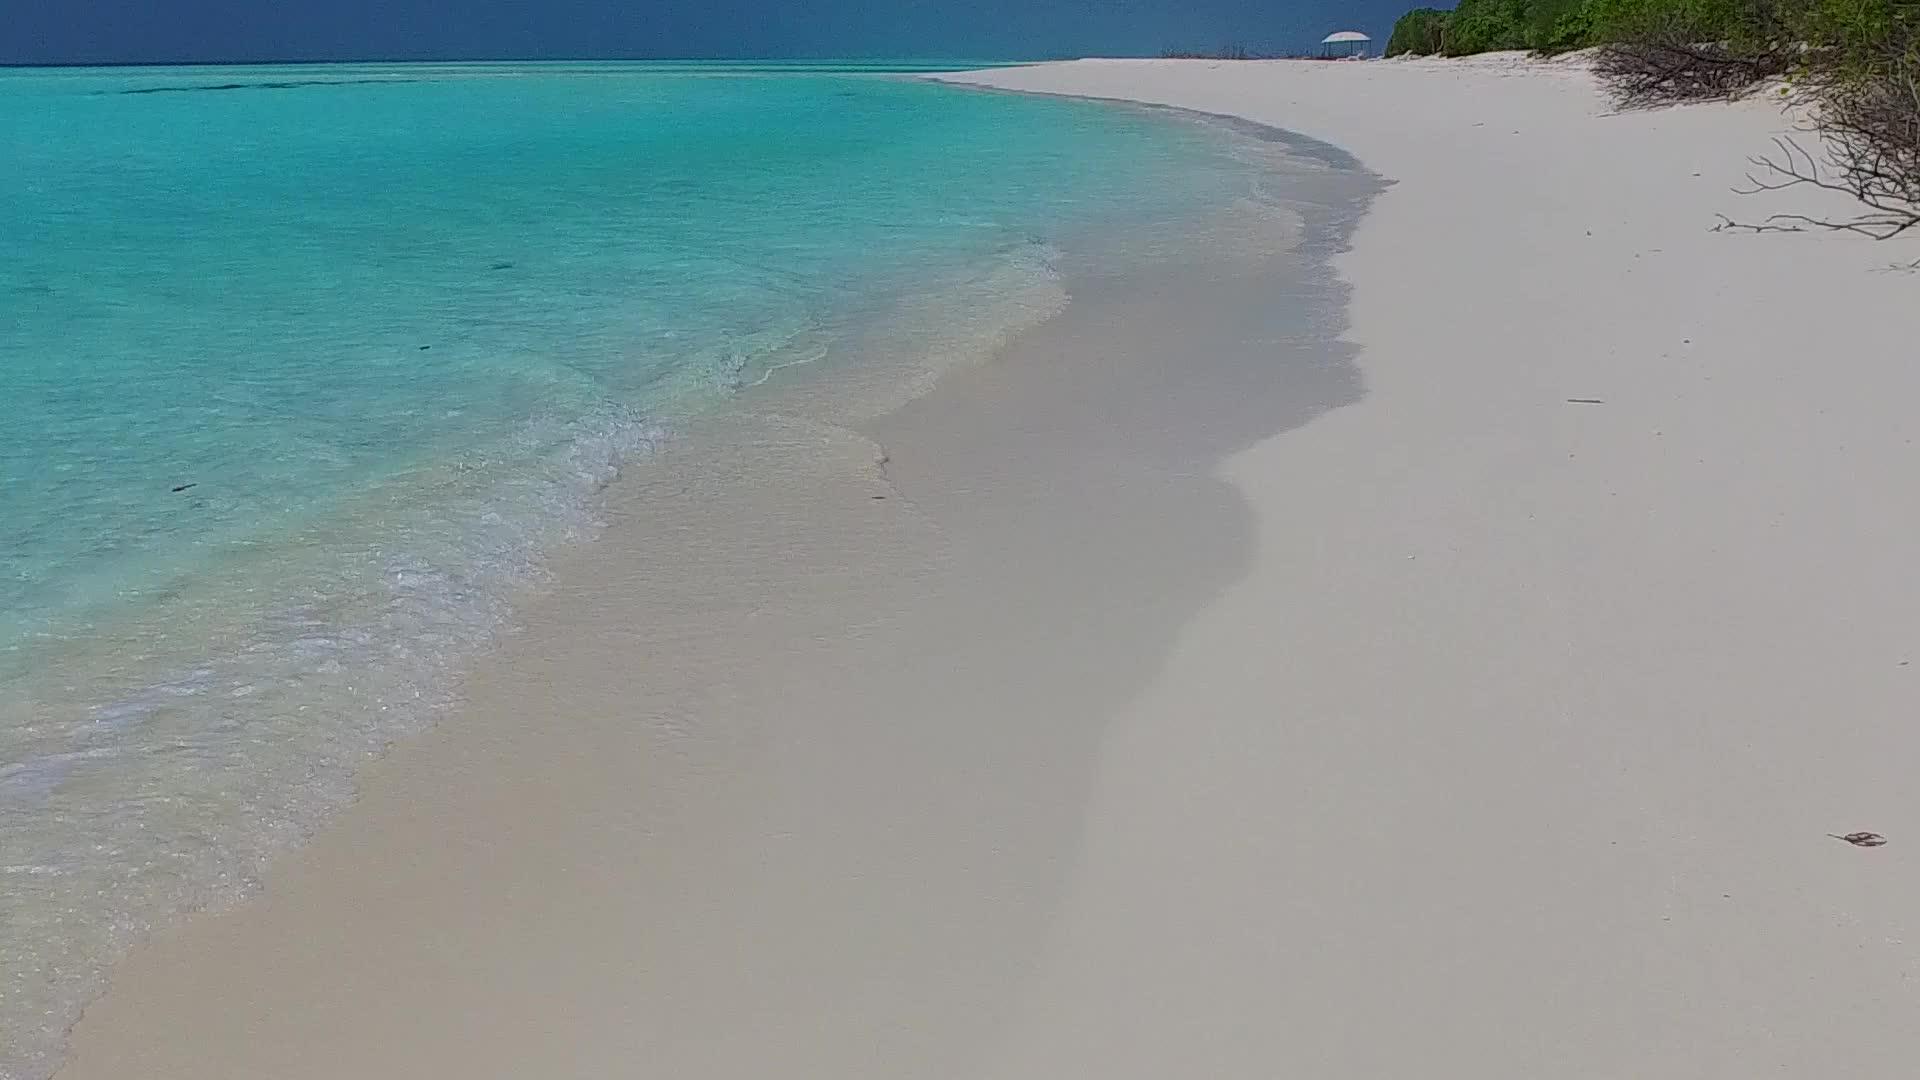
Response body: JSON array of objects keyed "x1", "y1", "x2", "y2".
[{"x1": 1830, "y1": 832, "x2": 1888, "y2": 847}]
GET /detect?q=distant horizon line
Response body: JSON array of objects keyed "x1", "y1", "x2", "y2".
[{"x1": 0, "y1": 55, "x2": 1081, "y2": 70}]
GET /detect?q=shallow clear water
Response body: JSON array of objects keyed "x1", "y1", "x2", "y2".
[{"x1": 0, "y1": 62, "x2": 1271, "y2": 1077}]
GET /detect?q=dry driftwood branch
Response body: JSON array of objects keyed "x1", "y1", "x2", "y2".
[
  {"x1": 1711, "y1": 211, "x2": 1808, "y2": 233},
  {"x1": 1594, "y1": 38, "x2": 1795, "y2": 109},
  {"x1": 1598, "y1": 19, "x2": 1919, "y2": 242},
  {"x1": 1720, "y1": 132, "x2": 1920, "y2": 239},
  {"x1": 1715, "y1": 29, "x2": 1920, "y2": 240}
]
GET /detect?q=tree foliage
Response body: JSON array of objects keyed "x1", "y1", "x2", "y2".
[
  {"x1": 1386, "y1": 8, "x2": 1454, "y2": 54},
  {"x1": 1387, "y1": 0, "x2": 1608, "y2": 53}
]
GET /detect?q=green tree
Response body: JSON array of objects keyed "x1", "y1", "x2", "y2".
[{"x1": 1386, "y1": 7, "x2": 1455, "y2": 54}]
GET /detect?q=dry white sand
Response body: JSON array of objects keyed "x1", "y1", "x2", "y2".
[
  {"x1": 940, "y1": 56, "x2": 1920, "y2": 1077},
  {"x1": 53, "y1": 57, "x2": 1920, "y2": 1079}
]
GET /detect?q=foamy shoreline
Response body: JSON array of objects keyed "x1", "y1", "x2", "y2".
[{"x1": 52, "y1": 56, "x2": 1920, "y2": 1078}]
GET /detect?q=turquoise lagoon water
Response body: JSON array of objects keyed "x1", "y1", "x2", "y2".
[{"x1": 0, "y1": 62, "x2": 1274, "y2": 1075}]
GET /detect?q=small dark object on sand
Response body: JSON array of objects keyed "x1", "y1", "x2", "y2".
[
  {"x1": 419, "y1": 345, "x2": 432, "y2": 351},
  {"x1": 171, "y1": 483, "x2": 197, "y2": 493},
  {"x1": 1831, "y1": 832, "x2": 1888, "y2": 847},
  {"x1": 490, "y1": 261, "x2": 515, "y2": 271},
  {"x1": 1567, "y1": 398, "x2": 1606, "y2": 405}
]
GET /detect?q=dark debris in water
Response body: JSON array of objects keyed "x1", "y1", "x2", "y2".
[{"x1": 119, "y1": 79, "x2": 420, "y2": 96}]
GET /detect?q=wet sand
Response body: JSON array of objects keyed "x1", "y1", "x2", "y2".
[{"x1": 54, "y1": 103, "x2": 1377, "y2": 1078}]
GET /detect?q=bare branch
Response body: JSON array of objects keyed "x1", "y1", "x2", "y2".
[
  {"x1": 1594, "y1": 39, "x2": 1794, "y2": 109},
  {"x1": 1711, "y1": 212, "x2": 1806, "y2": 233},
  {"x1": 1595, "y1": 17, "x2": 1920, "y2": 245},
  {"x1": 1725, "y1": 126, "x2": 1920, "y2": 240}
]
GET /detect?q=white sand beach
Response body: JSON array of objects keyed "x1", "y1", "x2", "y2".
[{"x1": 53, "y1": 56, "x2": 1920, "y2": 1079}]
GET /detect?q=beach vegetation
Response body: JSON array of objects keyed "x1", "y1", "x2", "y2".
[
  {"x1": 1726, "y1": 7, "x2": 1920, "y2": 236},
  {"x1": 1535, "y1": 0, "x2": 1603, "y2": 49},
  {"x1": 1386, "y1": 0, "x2": 1604, "y2": 53},
  {"x1": 1386, "y1": 8, "x2": 1455, "y2": 53},
  {"x1": 1387, "y1": 0, "x2": 1920, "y2": 235},
  {"x1": 1439, "y1": 0, "x2": 1532, "y2": 52}
]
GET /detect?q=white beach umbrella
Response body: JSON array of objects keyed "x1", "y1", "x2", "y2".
[{"x1": 1319, "y1": 30, "x2": 1372, "y2": 57}]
